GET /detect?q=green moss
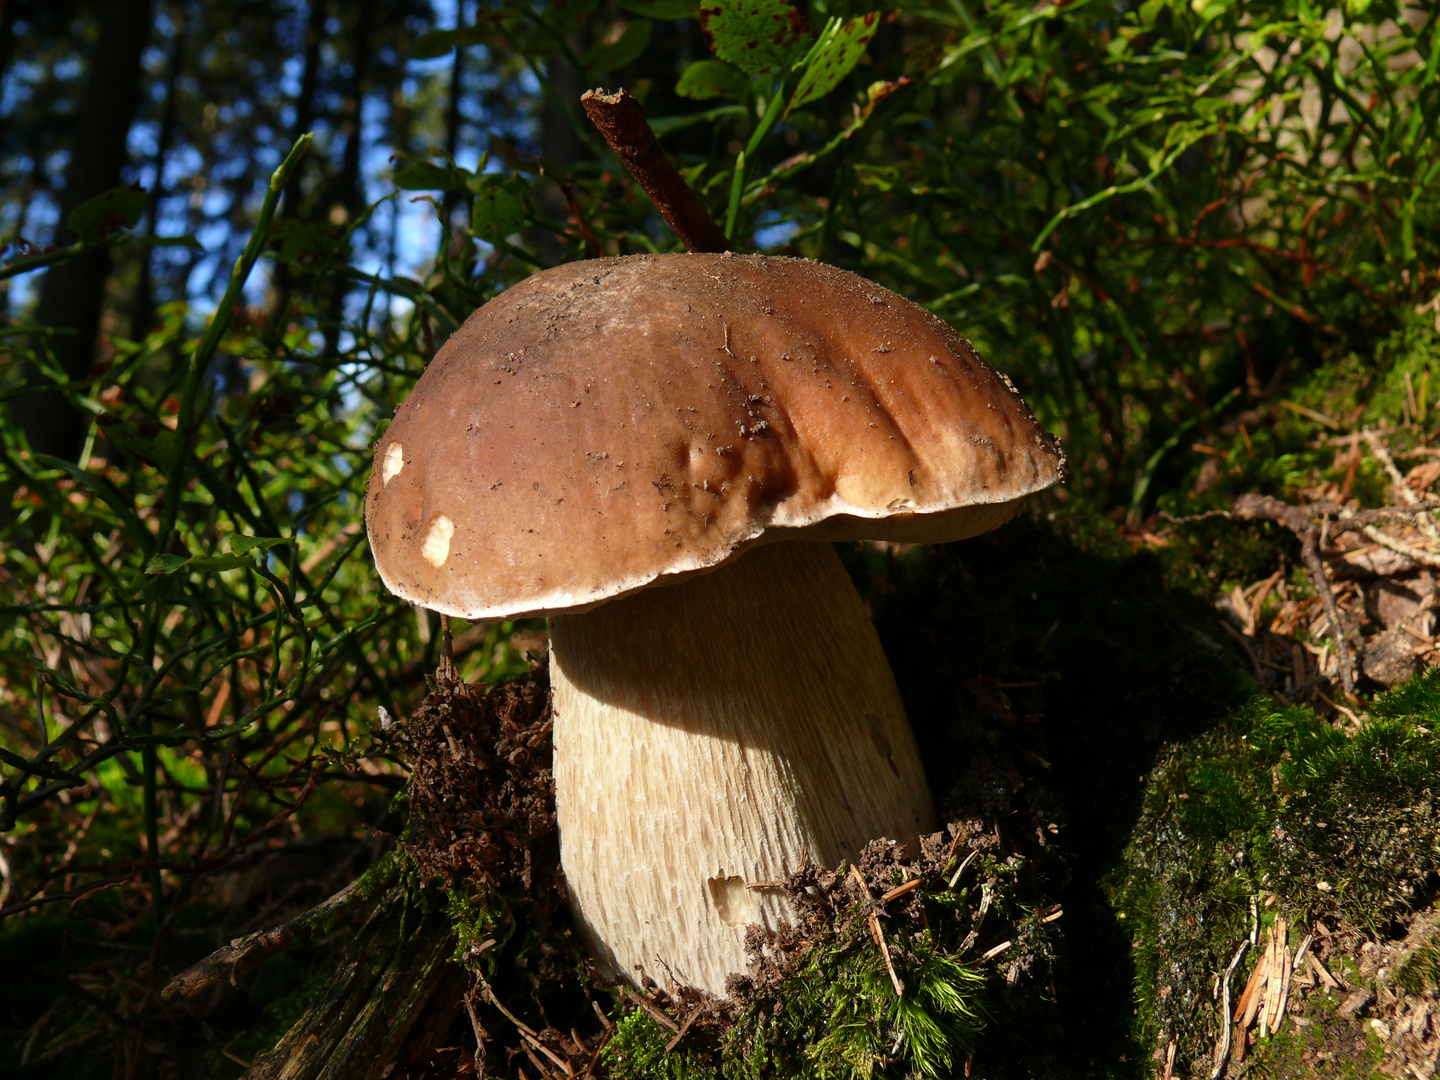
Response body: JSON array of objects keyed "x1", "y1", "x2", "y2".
[
  {"x1": 1309, "y1": 316, "x2": 1440, "y2": 432},
  {"x1": 1152, "y1": 313, "x2": 1440, "y2": 530},
  {"x1": 602, "y1": 1010, "x2": 715, "y2": 1080},
  {"x1": 1243, "y1": 991, "x2": 1389, "y2": 1080},
  {"x1": 442, "y1": 881, "x2": 513, "y2": 970},
  {"x1": 600, "y1": 925, "x2": 989, "y2": 1080},
  {"x1": 1397, "y1": 933, "x2": 1440, "y2": 997},
  {"x1": 1111, "y1": 677, "x2": 1440, "y2": 1073}
]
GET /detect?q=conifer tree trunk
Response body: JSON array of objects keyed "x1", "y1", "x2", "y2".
[
  {"x1": 319, "y1": 0, "x2": 373, "y2": 357},
  {"x1": 21, "y1": 0, "x2": 153, "y2": 461},
  {"x1": 267, "y1": 0, "x2": 326, "y2": 331},
  {"x1": 439, "y1": 0, "x2": 468, "y2": 235}
]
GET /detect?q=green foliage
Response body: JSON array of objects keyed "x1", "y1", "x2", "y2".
[
  {"x1": 586, "y1": 19, "x2": 656, "y2": 71},
  {"x1": 677, "y1": 60, "x2": 752, "y2": 101},
  {"x1": 787, "y1": 14, "x2": 880, "y2": 113},
  {"x1": 0, "y1": 140, "x2": 533, "y2": 959},
  {"x1": 391, "y1": 156, "x2": 472, "y2": 192},
  {"x1": 411, "y1": 22, "x2": 498, "y2": 60},
  {"x1": 700, "y1": 0, "x2": 812, "y2": 75},
  {"x1": 469, "y1": 174, "x2": 531, "y2": 245},
  {"x1": 66, "y1": 185, "x2": 146, "y2": 242},
  {"x1": 621, "y1": 0, "x2": 701, "y2": 19}
]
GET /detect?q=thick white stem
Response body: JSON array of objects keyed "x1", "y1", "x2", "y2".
[{"x1": 549, "y1": 541, "x2": 935, "y2": 998}]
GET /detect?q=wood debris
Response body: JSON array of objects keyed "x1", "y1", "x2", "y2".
[
  {"x1": 1228, "y1": 917, "x2": 1297, "y2": 1067},
  {"x1": 1203, "y1": 427, "x2": 1440, "y2": 706},
  {"x1": 850, "y1": 863, "x2": 906, "y2": 996}
]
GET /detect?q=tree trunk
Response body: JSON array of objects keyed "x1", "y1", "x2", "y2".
[
  {"x1": 20, "y1": 0, "x2": 153, "y2": 461},
  {"x1": 267, "y1": 0, "x2": 326, "y2": 331},
  {"x1": 318, "y1": 0, "x2": 373, "y2": 357},
  {"x1": 130, "y1": 0, "x2": 187, "y2": 339},
  {"x1": 439, "y1": 0, "x2": 468, "y2": 236}
]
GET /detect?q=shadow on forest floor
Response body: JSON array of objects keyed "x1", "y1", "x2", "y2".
[{"x1": 857, "y1": 509, "x2": 1251, "y2": 1077}]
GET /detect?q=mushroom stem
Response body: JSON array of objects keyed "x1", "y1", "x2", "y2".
[{"x1": 549, "y1": 541, "x2": 935, "y2": 997}]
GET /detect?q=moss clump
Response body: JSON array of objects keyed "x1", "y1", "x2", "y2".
[
  {"x1": 602, "y1": 1010, "x2": 713, "y2": 1080},
  {"x1": 600, "y1": 914, "x2": 991, "y2": 1080},
  {"x1": 1112, "y1": 671, "x2": 1440, "y2": 1073},
  {"x1": 1397, "y1": 927, "x2": 1440, "y2": 998}
]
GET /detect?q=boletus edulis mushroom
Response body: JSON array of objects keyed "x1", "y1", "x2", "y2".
[{"x1": 366, "y1": 253, "x2": 1064, "y2": 997}]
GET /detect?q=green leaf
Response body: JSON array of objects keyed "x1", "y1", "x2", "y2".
[
  {"x1": 619, "y1": 0, "x2": 698, "y2": 17},
  {"x1": 412, "y1": 24, "x2": 493, "y2": 60},
  {"x1": 700, "y1": 0, "x2": 811, "y2": 75},
  {"x1": 145, "y1": 552, "x2": 253, "y2": 575},
  {"x1": 584, "y1": 19, "x2": 654, "y2": 70},
  {"x1": 135, "y1": 234, "x2": 204, "y2": 250},
  {"x1": 469, "y1": 175, "x2": 528, "y2": 243},
  {"x1": 97, "y1": 413, "x2": 181, "y2": 471},
  {"x1": 31, "y1": 453, "x2": 149, "y2": 543},
  {"x1": 267, "y1": 219, "x2": 350, "y2": 265},
  {"x1": 67, "y1": 185, "x2": 146, "y2": 242},
  {"x1": 228, "y1": 535, "x2": 289, "y2": 556},
  {"x1": 144, "y1": 536, "x2": 286, "y2": 576},
  {"x1": 677, "y1": 58, "x2": 752, "y2": 100},
  {"x1": 788, "y1": 13, "x2": 880, "y2": 112},
  {"x1": 648, "y1": 103, "x2": 747, "y2": 137},
  {"x1": 392, "y1": 156, "x2": 468, "y2": 191}
]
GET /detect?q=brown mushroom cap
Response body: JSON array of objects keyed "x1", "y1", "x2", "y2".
[{"x1": 366, "y1": 253, "x2": 1064, "y2": 619}]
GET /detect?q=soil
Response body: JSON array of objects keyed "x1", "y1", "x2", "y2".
[{"x1": 397, "y1": 663, "x2": 559, "y2": 902}]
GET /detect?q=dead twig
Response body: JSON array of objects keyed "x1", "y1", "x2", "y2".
[
  {"x1": 664, "y1": 1006, "x2": 704, "y2": 1053},
  {"x1": 849, "y1": 864, "x2": 905, "y2": 996},
  {"x1": 1232, "y1": 495, "x2": 1357, "y2": 694},
  {"x1": 1363, "y1": 429, "x2": 1440, "y2": 539},
  {"x1": 1358, "y1": 523, "x2": 1440, "y2": 569},
  {"x1": 580, "y1": 89, "x2": 731, "y2": 255},
  {"x1": 162, "y1": 873, "x2": 376, "y2": 1000},
  {"x1": 1211, "y1": 939, "x2": 1250, "y2": 1079},
  {"x1": 621, "y1": 987, "x2": 680, "y2": 1033}
]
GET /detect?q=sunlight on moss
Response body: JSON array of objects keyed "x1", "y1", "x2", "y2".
[{"x1": 1113, "y1": 671, "x2": 1440, "y2": 1071}]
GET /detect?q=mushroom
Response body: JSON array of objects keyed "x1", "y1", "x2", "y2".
[{"x1": 366, "y1": 253, "x2": 1064, "y2": 997}]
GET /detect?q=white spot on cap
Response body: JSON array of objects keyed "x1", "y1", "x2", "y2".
[
  {"x1": 382, "y1": 442, "x2": 404, "y2": 485},
  {"x1": 420, "y1": 513, "x2": 454, "y2": 567}
]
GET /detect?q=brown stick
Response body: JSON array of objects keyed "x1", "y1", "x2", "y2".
[
  {"x1": 162, "y1": 874, "x2": 373, "y2": 1001},
  {"x1": 1231, "y1": 495, "x2": 1357, "y2": 695},
  {"x1": 581, "y1": 88, "x2": 732, "y2": 255}
]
